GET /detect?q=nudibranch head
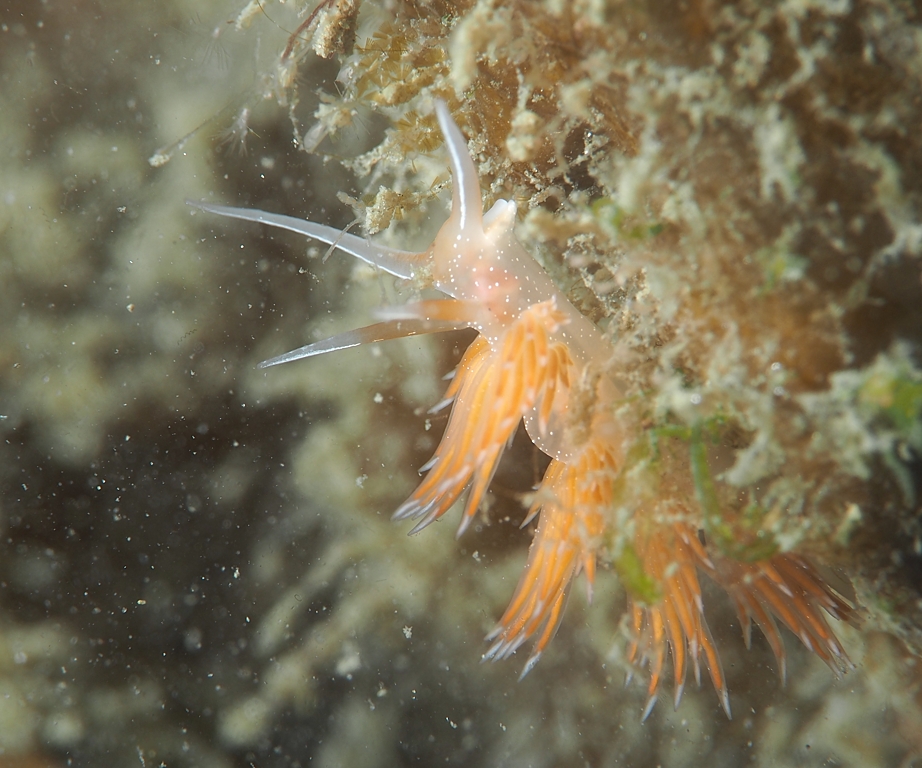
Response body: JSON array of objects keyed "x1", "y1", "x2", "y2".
[{"x1": 189, "y1": 101, "x2": 606, "y2": 367}]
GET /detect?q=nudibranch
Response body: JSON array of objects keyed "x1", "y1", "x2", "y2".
[{"x1": 190, "y1": 100, "x2": 855, "y2": 719}]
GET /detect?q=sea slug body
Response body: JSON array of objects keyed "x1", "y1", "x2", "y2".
[{"x1": 190, "y1": 99, "x2": 856, "y2": 719}]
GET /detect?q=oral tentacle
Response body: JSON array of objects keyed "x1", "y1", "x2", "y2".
[
  {"x1": 187, "y1": 200, "x2": 425, "y2": 279},
  {"x1": 258, "y1": 317, "x2": 475, "y2": 369}
]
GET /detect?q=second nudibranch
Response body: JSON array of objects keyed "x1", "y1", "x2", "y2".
[{"x1": 190, "y1": 98, "x2": 620, "y2": 676}]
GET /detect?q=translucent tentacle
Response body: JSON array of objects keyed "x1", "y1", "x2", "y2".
[
  {"x1": 258, "y1": 317, "x2": 474, "y2": 369},
  {"x1": 434, "y1": 100, "x2": 482, "y2": 236},
  {"x1": 187, "y1": 200, "x2": 425, "y2": 279}
]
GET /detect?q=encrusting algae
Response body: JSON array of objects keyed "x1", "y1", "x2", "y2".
[{"x1": 193, "y1": 98, "x2": 858, "y2": 718}]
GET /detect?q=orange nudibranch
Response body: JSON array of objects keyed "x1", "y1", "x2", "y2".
[{"x1": 190, "y1": 99, "x2": 855, "y2": 718}]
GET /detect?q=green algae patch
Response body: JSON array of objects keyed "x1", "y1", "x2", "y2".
[{"x1": 614, "y1": 543, "x2": 661, "y2": 607}]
